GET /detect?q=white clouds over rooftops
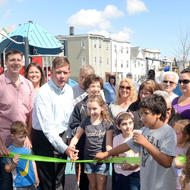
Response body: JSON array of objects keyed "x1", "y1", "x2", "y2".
[
  {"x1": 111, "y1": 27, "x2": 134, "y2": 41},
  {"x1": 89, "y1": 27, "x2": 134, "y2": 42},
  {"x1": 67, "y1": 5, "x2": 124, "y2": 30},
  {"x1": 127, "y1": 0, "x2": 148, "y2": 15}
]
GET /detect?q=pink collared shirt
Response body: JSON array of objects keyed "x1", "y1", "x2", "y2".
[{"x1": 0, "y1": 72, "x2": 34, "y2": 146}]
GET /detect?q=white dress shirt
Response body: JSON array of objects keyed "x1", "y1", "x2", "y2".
[{"x1": 32, "y1": 78, "x2": 74, "y2": 153}]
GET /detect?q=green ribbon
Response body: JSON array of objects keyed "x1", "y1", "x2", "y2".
[
  {"x1": 1, "y1": 152, "x2": 186, "y2": 165},
  {"x1": 1, "y1": 152, "x2": 140, "y2": 164},
  {"x1": 178, "y1": 155, "x2": 186, "y2": 164}
]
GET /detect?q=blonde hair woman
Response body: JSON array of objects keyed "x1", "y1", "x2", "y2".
[{"x1": 109, "y1": 78, "x2": 137, "y2": 119}]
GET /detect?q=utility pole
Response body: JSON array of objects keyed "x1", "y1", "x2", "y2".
[{"x1": 24, "y1": 37, "x2": 29, "y2": 68}]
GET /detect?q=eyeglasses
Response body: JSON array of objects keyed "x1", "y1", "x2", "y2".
[
  {"x1": 179, "y1": 79, "x2": 190, "y2": 84},
  {"x1": 163, "y1": 80, "x2": 175, "y2": 85},
  {"x1": 119, "y1": 85, "x2": 131, "y2": 90}
]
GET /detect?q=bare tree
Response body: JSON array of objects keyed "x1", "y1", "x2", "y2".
[{"x1": 176, "y1": 29, "x2": 190, "y2": 69}]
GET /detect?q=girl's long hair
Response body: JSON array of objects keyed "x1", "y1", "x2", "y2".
[
  {"x1": 184, "y1": 146, "x2": 190, "y2": 183},
  {"x1": 87, "y1": 95, "x2": 113, "y2": 123}
]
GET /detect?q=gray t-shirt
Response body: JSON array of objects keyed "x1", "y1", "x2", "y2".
[
  {"x1": 109, "y1": 103, "x2": 129, "y2": 119},
  {"x1": 127, "y1": 124, "x2": 177, "y2": 190},
  {"x1": 80, "y1": 116, "x2": 113, "y2": 160}
]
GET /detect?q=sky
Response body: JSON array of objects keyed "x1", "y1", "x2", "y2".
[{"x1": 0, "y1": 0, "x2": 190, "y2": 58}]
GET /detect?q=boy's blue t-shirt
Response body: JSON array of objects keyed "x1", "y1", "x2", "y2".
[{"x1": 5, "y1": 145, "x2": 36, "y2": 188}]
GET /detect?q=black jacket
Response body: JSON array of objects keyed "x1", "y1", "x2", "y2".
[{"x1": 69, "y1": 96, "x2": 88, "y2": 130}]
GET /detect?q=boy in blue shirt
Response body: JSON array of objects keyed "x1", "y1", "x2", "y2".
[
  {"x1": 5, "y1": 121, "x2": 39, "y2": 190},
  {"x1": 95, "y1": 94, "x2": 177, "y2": 190}
]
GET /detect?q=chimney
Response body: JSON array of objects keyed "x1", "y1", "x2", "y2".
[{"x1": 69, "y1": 26, "x2": 74, "y2": 35}]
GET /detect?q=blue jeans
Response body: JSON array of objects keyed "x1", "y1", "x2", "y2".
[
  {"x1": 0, "y1": 158, "x2": 13, "y2": 190},
  {"x1": 84, "y1": 163, "x2": 110, "y2": 176},
  {"x1": 113, "y1": 171, "x2": 140, "y2": 190}
]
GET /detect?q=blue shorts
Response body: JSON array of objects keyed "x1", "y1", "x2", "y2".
[{"x1": 84, "y1": 163, "x2": 110, "y2": 176}]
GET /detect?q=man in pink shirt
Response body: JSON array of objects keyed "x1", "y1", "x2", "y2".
[{"x1": 0, "y1": 49, "x2": 34, "y2": 190}]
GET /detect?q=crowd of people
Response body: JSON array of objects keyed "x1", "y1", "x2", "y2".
[{"x1": 1, "y1": 49, "x2": 190, "y2": 190}]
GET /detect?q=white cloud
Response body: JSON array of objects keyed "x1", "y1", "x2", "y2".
[
  {"x1": 111, "y1": 27, "x2": 134, "y2": 41},
  {"x1": 67, "y1": 5, "x2": 124, "y2": 30},
  {"x1": 103, "y1": 5, "x2": 124, "y2": 19},
  {"x1": 0, "y1": 0, "x2": 8, "y2": 8},
  {"x1": 89, "y1": 27, "x2": 134, "y2": 42},
  {"x1": 127, "y1": 0, "x2": 148, "y2": 15},
  {"x1": 67, "y1": 9, "x2": 104, "y2": 28}
]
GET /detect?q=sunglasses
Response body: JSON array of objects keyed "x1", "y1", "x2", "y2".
[
  {"x1": 163, "y1": 80, "x2": 175, "y2": 85},
  {"x1": 179, "y1": 79, "x2": 190, "y2": 84},
  {"x1": 119, "y1": 85, "x2": 131, "y2": 90}
]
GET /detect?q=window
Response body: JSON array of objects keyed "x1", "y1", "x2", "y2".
[
  {"x1": 82, "y1": 56, "x2": 86, "y2": 65},
  {"x1": 81, "y1": 40, "x2": 85, "y2": 48},
  {"x1": 94, "y1": 56, "x2": 97, "y2": 64},
  {"x1": 121, "y1": 47, "x2": 123, "y2": 54},
  {"x1": 121, "y1": 60, "x2": 123, "y2": 68},
  {"x1": 126, "y1": 60, "x2": 129, "y2": 68},
  {"x1": 94, "y1": 39, "x2": 96, "y2": 48},
  {"x1": 99, "y1": 57, "x2": 102, "y2": 64},
  {"x1": 106, "y1": 42, "x2": 109, "y2": 50},
  {"x1": 107, "y1": 58, "x2": 109, "y2": 65},
  {"x1": 99, "y1": 39, "x2": 102, "y2": 48},
  {"x1": 114, "y1": 45, "x2": 117, "y2": 53},
  {"x1": 126, "y1": 47, "x2": 128, "y2": 54}
]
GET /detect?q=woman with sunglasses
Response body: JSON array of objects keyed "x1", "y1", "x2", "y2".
[
  {"x1": 109, "y1": 78, "x2": 137, "y2": 122},
  {"x1": 172, "y1": 68, "x2": 190, "y2": 120},
  {"x1": 160, "y1": 71, "x2": 179, "y2": 101}
]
